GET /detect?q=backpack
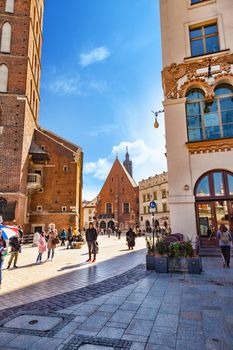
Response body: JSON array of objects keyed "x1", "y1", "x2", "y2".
[{"x1": 220, "y1": 231, "x2": 230, "y2": 244}]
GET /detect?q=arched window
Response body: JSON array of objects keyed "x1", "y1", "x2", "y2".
[
  {"x1": 1, "y1": 22, "x2": 12, "y2": 53},
  {"x1": 0, "y1": 64, "x2": 8, "y2": 92},
  {"x1": 186, "y1": 84, "x2": 233, "y2": 142},
  {"x1": 5, "y1": 0, "x2": 14, "y2": 13}
]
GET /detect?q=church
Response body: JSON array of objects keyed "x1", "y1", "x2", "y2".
[
  {"x1": 95, "y1": 149, "x2": 139, "y2": 231},
  {"x1": 0, "y1": 0, "x2": 83, "y2": 234}
]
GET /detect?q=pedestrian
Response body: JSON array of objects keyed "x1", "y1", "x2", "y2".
[
  {"x1": 217, "y1": 224, "x2": 232, "y2": 268},
  {"x1": 0, "y1": 229, "x2": 7, "y2": 287},
  {"x1": 73, "y1": 227, "x2": 78, "y2": 242},
  {"x1": 7, "y1": 233, "x2": 21, "y2": 269},
  {"x1": 85, "y1": 222, "x2": 97, "y2": 263},
  {"x1": 100, "y1": 228, "x2": 104, "y2": 235},
  {"x1": 33, "y1": 231, "x2": 40, "y2": 247},
  {"x1": 46, "y1": 226, "x2": 59, "y2": 261},
  {"x1": 67, "y1": 227, "x2": 73, "y2": 249},
  {"x1": 36, "y1": 232, "x2": 47, "y2": 263},
  {"x1": 60, "y1": 228, "x2": 67, "y2": 246},
  {"x1": 117, "y1": 228, "x2": 122, "y2": 239},
  {"x1": 126, "y1": 227, "x2": 136, "y2": 250},
  {"x1": 18, "y1": 225, "x2": 24, "y2": 243}
]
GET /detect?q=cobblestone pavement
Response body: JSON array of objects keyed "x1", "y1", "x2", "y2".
[
  {"x1": 0, "y1": 240, "x2": 233, "y2": 349},
  {"x1": 0, "y1": 236, "x2": 146, "y2": 310}
]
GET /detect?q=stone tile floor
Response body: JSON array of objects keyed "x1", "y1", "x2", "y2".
[{"x1": 0, "y1": 237, "x2": 233, "y2": 349}]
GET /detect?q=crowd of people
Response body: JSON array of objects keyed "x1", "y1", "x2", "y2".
[{"x1": 0, "y1": 222, "x2": 139, "y2": 288}]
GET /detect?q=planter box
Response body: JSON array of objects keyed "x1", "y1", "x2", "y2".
[
  {"x1": 187, "y1": 257, "x2": 202, "y2": 274},
  {"x1": 155, "y1": 256, "x2": 168, "y2": 273},
  {"x1": 168, "y1": 257, "x2": 187, "y2": 273},
  {"x1": 146, "y1": 255, "x2": 155, "y2": 270}
]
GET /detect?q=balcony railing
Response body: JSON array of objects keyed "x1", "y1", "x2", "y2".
[{"x1": 27, "y1": 173, "x2": 42, "y2": 190}]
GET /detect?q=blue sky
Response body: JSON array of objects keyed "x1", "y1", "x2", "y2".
[{"x1": 40, "y1": 0, "x2": 166, "y2": 200}]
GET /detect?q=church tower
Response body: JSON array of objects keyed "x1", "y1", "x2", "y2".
[
  {"x1": 123, "y1": 146, "x2": 133, "y2": 177},
  {"x1": 0, "y1": 0, "x2": 44, "y2": 224}
]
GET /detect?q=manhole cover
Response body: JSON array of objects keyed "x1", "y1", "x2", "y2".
[{"x1": 3, "y1": 314, "x2": 63, "y2": 331}]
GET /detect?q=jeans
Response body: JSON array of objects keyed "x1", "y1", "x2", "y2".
[
  {"x1": 0, "y1": 260, "x2": 3, "y2": 284},
  {"x1": 221, "y1": 246, "x2": 231, "y2": 266},
  {"x1": 61, "y1": 238, "x2": 66, "y2": 246},
  {"x1": 87, "y1": 241, "x2": 96, "y2": 260},
  {"x1": 8, "y1": 251, "x2": 19, "y2": 267},
  {"x1": 36, "y1": 252, "x2": 42, "y2": 262},
  {"x1": 47, "y1": 249, "x2": 55, "y2": 260}
]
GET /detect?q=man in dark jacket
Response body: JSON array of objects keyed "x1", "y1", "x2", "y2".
[
  {"x1": 86, "y1": 222, "x2": 97, "y2": 263},
  {"x1": 7, "y1": 234, "x2": 21, "y2": 269}
]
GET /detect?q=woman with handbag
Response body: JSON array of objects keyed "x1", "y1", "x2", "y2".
[{"x1": 46, "y1": 227, "x2": 59, "y2": 261}]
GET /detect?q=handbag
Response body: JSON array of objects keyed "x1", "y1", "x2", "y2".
[{"x1": 52, "y1": 237, "x2": 60, "y2": 245}]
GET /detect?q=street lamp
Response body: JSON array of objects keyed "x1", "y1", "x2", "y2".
[
  {"x1": 149, "y1": 200, "x2": 157, "y2": 252},
  {"x1": 151, "y1": 110, "x2": 164, "y2": 128}
]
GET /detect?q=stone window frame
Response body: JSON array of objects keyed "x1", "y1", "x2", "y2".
[
  {"x1": 0, "y1": 64, "x2": 8, "y2": 92},
  {"x1": 63, "y1": 165, "x2": 68, "y2": 173},
  {"x1": 0, "y1": 21, "x2": 12, "y2": 53},
  {"x1": 62, "y1": 206, "x2": 67, "y2": 212},
  {"x1": 36, "y1": 205, "x2": 42, "y2": 212},
  {"x1": 184, "y1": 15, "x2": 225, "y2": 58},
  {"x1": 122, "y1": 202, "x2": 130, "y2": 214},
  {"x1": 5, "y1": 0, "x2": 14, "y2": 13},
  {"x1": 187, "y1": 0, "x2": 216, "y2": 8}
]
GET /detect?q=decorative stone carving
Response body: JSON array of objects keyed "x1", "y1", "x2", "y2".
[
  {"x1": 162, "y1": 53, "x2": 233, "y2": 99},
  {"x1": 186, "y1": 138, "x2": 233, "y2": 154}
]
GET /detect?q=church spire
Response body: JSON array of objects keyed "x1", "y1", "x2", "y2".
[{"x1": 123, "y1": 146, "x2": 133, "y2": 177}]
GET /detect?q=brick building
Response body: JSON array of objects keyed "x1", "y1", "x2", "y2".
[
  {"x1": 96, "y1": 152, "x2": 139, "y2": 231},
  {"x1": 0, "y1": 0, "x2": 83, "y2": 233}
]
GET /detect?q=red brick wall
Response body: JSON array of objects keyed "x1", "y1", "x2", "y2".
[{"x1": 96, "y1": 159, "x2": 139, "y2": 229}]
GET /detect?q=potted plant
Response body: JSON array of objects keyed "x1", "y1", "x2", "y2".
[{"x1": 145, "y1": 237, "x2": 168, "y2": 272}]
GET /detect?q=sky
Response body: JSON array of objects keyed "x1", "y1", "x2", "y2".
[{"x1": 40, "y1": 0, "x2": 167, "y2": 200}]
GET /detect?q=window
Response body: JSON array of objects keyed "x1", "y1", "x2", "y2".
[
  {"x1": 143, "y1": 194, "x2": 146, "y2": 202},
  {"x1": 36, "y1": 205, "x2": 42, "y2": 212},
  {"x1": 1, "y1": 22, "x2": 12, "y2": 53},
  {"x1": 153, "y1": 192, "x2": 157, "y2": 200},
  {"x1": 191, "y1": 0, "x2": 208, "y2": 3},
  {"x1": 63, "y1": 165, "x2": 68, "y2": 172},
  {"x1": 0, "y1": 64, "x2": 8, "y2": 92},
  {"x1": 189, "y1": 22, "x2": 219, "y2": 57},
  {"x1": 5, "y1": 0, "x2": 14, "y2": 13},
  {"x1": 62, "y1": 206, "x2": 67, "y2": 212},
  {"x1": 162, "y1": 190, "x2": 167, "y2": 199},
  {"x1": 186, "y1": 85, "x2": 233, "y2": 142},
  {"x1": 105, "y1": 202, "x2": 112, "y2": 214},
  {"x1": 162, "y1": 203, "x2": 167, "y2": 212},
  {"x1": 143, "y1": 206, "x2": 147, "y2": 214},
  {"x1": 123, "y1": 203, "x2": 130, "y2": 214}
]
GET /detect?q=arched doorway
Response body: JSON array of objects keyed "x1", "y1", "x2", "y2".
[
  {"x1": 100, "y1": 221, "x2": 106, "y2": 229},
  {"x1": 195, "y1": 170, "x2": 233, "y2": 247},
  {"x1": 108, "y1": 220, "x2": 115, "y2": 230}
]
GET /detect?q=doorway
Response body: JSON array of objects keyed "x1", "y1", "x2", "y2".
[{"x1": 195, "y1": 170, "x2": 233, "y2": 247}]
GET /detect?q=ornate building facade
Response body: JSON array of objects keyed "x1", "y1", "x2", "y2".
[
  {"x1": 139, "y1": 172, "x2": 170, "y2": 232},
  {"x1": 160, "y1": 0, "x2": 233, "y2": 247},
  {"x1": 0, "y1": 0, "x2": 83, "y2": 233},
  {"x1": 96, "y1": 152, "x2": 139, "y2": 231}
]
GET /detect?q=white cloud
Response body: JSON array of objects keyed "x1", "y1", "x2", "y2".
[
  {"x1": 80, "y1": 47, "x2": 110, "y2": 67},
  {"x1": 88, "y1": 80, "x2": 107, "y2": 93},
  {"x1": 84, "y1": 124, "x2": 117, "y2": 137},
  {"x1": 46, "y1": 75, "x2": 83, "y2": 96},
  {"x1": 84, "y1": 158, "x2": 112, "y2": 180}
]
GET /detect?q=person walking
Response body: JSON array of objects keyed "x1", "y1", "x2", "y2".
[
  {"x1": 117, "y1": 228, "x2": 122, "y2": 240},
  {"x1": 46, "y1": 226, "x2": 58, "y2": 261},
  {"x1": 126, "y1": 227, "x2": 136, "y2": 250},
  {"x1": 7, "y1": 234, "x2": 21, "y2": 269},
  {"x1": 86, "y1": 222, "x2": 97, "y2": 263},
  {"x1": 217, "y1": 224, "x2": 232, "y2": 268},
  {"x1": 67, "y1": 227, "x2": 73, "y2": 249},
  {"x1": 0, "y1": 229, "x2": 7, "y2": 287},
  {"x1": 60, "y1": 228, "x2": 67, "y2": 246},
  {"x1": 36, "y1": 232, "x2": 47, "y2": 263}
]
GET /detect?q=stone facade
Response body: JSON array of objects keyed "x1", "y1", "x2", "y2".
[
  {"x1": 139, "y1": 172, "x2": 170, "y2": 232},
  {"x1": 82, "y1": 197, "x2": 97, "y2": 229},
  {"x1": 96, "y1": 156, "x2": 139, "y2": 231},
  {"x1": 160, "y1": 0, "x2": 233, "y2": 243},
  {"x1": 0, "y1": 0, "x2": 83, "y2": 233}
]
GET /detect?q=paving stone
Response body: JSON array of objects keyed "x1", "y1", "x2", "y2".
[
  {"x1": 176, "y1": 339, "x2": 205, "y2": 350},
  {"x1": 121, "y1": 334, "x2": 148, "y2": 343},
  {"x1": 145, "y1": 345, "x2": 174, "y2": 350},
  {"x1": 106, "y1": 321, "x2": 129, "y2": 329},
  {"x1": 148, "y1": 330, "x2": 176, "y2": 347},
  {"x1": 3, "y1": 314, "x2": 63, "y2": 332},
  {"x1": 7, "y1": 335, "x2": 41, "y2": 349},
  {"x1": 154, "y1": 314, "x2": 179, "y2": 329},
  {"x1": 72, "y1": 315, "x2": 88, "y2": 323},
  {"x1": 125, "y1": 319, "x2": 153, "y2": 336},
  {"x1": 110, "y1": 310, "x2": 135, "y2": 323},
  {"x1": 120, "y1": 302, "x2": 141, "y2": 311},
  {"x1": 98, "y1": 304, "x2": 119, "y2": 313},
  {"x1": 130, "y1": 342, "x2": 146, "y2": 350},
  {"x1": 98, "y1": 326, "x2": 125, "y2": 338},
  {"x1": 78, "y1": 315, "x2": 109, "y2": 331},
  {"x1": 0, "y1": 332, "x2": 17, "y2": 346},
  {"x1": 30, "y1": 337, "x2": 63, "y2": 350}
]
